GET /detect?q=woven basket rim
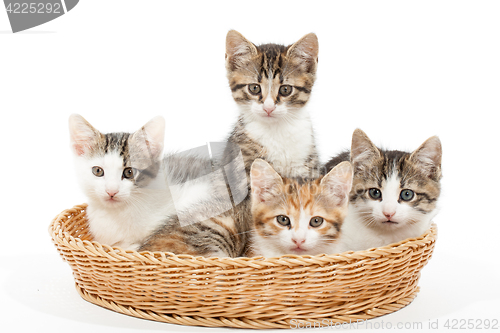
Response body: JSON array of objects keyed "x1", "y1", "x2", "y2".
[
  {"x1": 49, "y1": 203, "x2": 438, "y2": 329},
  {"x1": 49, "y1": 203, "x2": 438, "y2": 266}
]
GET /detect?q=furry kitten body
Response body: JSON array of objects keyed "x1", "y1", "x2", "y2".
[
  {"x1": 248, "y1": 159, "x2": 353, "y2": 257},
  {"x1": 326, "y1": 129, "x2": 442, "y2": 252},
  {"x1": 225, "y1": 30, "x2": 320, "y2": 179},
  {"x1": 139, "y1": 31, "x2": 322, "y2": 257},
  {"x1": 69, "y1": 114, "x2": 212, "y2": 251},
  {"x1": 138, "y1": 196, "x2": 248, "y2": 257}
]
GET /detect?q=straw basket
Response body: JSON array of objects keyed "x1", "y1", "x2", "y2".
[{"x1": 49, "y1": 204, "x2": 437, "y2": 329}]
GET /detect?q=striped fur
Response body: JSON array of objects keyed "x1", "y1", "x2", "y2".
[
  {"x1": 139, "y1": 32, "x2": 323, "y2": 257},
  {"x1": 326, "y1": 129, "x2": 442, "y2": 252},
  {"x1": 138, "y1": 197, "x2": 249, "y2": 257},
  {"x1": 248, "y1": 159, "x2": 353, "y2": 257},
  {"x1": 139, "y1": 143, "x2": 252, "y2": 257},
  {"x1": 225, "y1": 30, "x2": 320, "y2": 179}
]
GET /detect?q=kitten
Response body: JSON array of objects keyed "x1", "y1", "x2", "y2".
[
  {"x1": 248, "y1": 159, "x2": 353, "y2": 257},
  {"x1": 69, "y1": 114, "x2": 212, "y2": 251},
  {"x1": 139, "y1": 31, "x2": 322, "y2": 257},
  {"x1": 326, "y1": 129, "x2": 442, "y2": 252},
  {"x1": 224, "y1": 30, "x2": 320, "y2": 178}
]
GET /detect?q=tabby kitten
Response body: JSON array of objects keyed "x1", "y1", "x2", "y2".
[
  {"x1": 69, "y1": 114, "x2": 212, "y2": 251},
  {"x1": 326, "y1": 129, "x2": 442, "y2": 252},
  {"x1": 248, "y1": 159, "x2": 353, "y2": 257},
  {"x1": 139, "y1": 31, "x2": 322, "y2": 257},
  {"x1": 224, "y1": 30, "x2": 320, "y2": 178},
  {"x1": 138, "y1": 194, "x2": 247, "y2": 257}
]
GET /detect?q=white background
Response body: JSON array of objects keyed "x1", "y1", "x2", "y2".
[{"x1": 1, "y1": 1, "x2": 499, "y2": 332}]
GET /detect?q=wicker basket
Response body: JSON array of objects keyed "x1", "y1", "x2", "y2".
[{"x1": 49, "y1": 204, "x2": 437, "y2": 329}]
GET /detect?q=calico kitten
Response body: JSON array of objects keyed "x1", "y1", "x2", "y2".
[
  {"x1": 139, "y1": 31, "x2": 322, "y2": 257},
  {"x1": 248, "y1": 159, "x2": 353, "y2": 257},
  {"x1": 326, "y1": 129, "x2": 442, "y2": 252},
  {"x1": 224, "y1": 30, "x2": 320, "y2": 178},
  {"x1": 69, "y1": 114, "x2": 212, "y2": 251}
]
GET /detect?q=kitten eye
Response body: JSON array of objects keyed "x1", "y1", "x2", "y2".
[
  {"x1": 279, "y1": 85, "x2": 293, "y2": 96},
  {"x1": 400, "y1": 189, "x2": 415, "y2": 201},
  {"x1": 92, "y1": 166, "x2": 104, "y2": 177},
  {"x1": 309, "y1": 216, "x2": 324, "y2": 227},
  {"x1": 248, "y1": 84, "x2": 261, "y2": 95},
  {"x1": 368, "y1": 188, "x2": 382, "y2": 200},
  {"x1": 276, "y1": 215, "x2": 290, "y2": 226},
  {"x1": 122, "y1": 167, "x2": 135, "y2": 179}
]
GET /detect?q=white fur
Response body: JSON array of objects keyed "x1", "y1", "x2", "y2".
[
  {"x1": 169, "y1": 171, "x2": 227, "y2": 227},
  {"x1": 69, "y1": 114, "x2": 213, "y2": 251},
  {"x1": 75, "y1": 152, "x2": 212, "y2": 251},
  {"x1": 335, "y1": 173, "x2": 438, "y2": 253},
  {"x1": 241, "y1": 102, "x2": 315, "y2": 178},
  {"x1": 74, "y1": 152, "x2": 171, "y2": 250},
  {"x1": 252, "y1": 209, "x2": 337, "y2": 258}
]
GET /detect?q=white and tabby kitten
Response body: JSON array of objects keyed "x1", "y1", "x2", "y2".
[
  {"x1": 327, "y1": 129, "x2": 442, "y2": 252},
  {"x1": 225, "y1": 30, "x2": 320, "y2": 178},
  {"x1": 69, "y1": 114, "x2": 211, "y2": 251}
]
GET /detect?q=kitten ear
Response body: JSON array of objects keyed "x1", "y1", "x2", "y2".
[
  {"x1": 320, "y1": 161, "x2": 353, "y2": 206},
  {"x1": 409, "y1": 136, "x2": 442, "y2": 180},
  {"x1": 129, "y1": 116, "x2": 165, "y2": 160},
  {"x1": 350, "y1": 129, "x2": 381, "y2": 171},
  {"x1": 286, "y1": 33, "x2": 319, "y2": 64},
  {"x1": 68, "y1": 114, "x2": 101, "y2": 156},
  {"x1": 225, "y1": 30, "x2": 258, "y2": 63},
  {"x1": 250, "y1": 159, "x2": 283, "y2": 204}
]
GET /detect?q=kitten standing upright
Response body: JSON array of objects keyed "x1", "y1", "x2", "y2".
[
  {"x1": 139, "y1": 31, "x2": 322, "y2": 257},
  {"x1": 326, "y1": 129, "x2": 442, "y2": 252},
  {"x1": 69, "y1": 114, "x2": 212, "y2": 251},
  {"x1": 249, "y1": 159, "x2": 353, "y2": 257}
]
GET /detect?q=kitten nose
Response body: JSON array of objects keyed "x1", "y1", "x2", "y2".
[
  {"x1": 106, "y1": 190, "x2": 119, "y2": 198},
  {"x1": 384, "y1": 211, "x2": 395, "y2": 220},
  {"x1": 263, "y1": 104, "x2": 276, "y2": 115},
  {"x1": 292, "y1": 238, "x2": 305, "y2": 246}
]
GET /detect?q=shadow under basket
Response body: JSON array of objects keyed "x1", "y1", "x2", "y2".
[{"x1": 49, "y1": 204, "x2": 437, "y2": 329}]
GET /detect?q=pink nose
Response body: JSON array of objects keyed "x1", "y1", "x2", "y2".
[
  {"x1": 106, "y1": 190, "x2": 119, "y2": 198},
  {"x1": 292, "y1": 238, "x2": 305, "y2": 246},
  {"x1": 263, "y1": 105, "x2": 276, "y2": 115},
  {"x1": 384, "y1": 212, "x2": 395, "y2": 220}
]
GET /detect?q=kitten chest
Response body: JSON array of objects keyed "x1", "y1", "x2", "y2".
[{"x1": 245, "y1": 118, "x2": 316, "y2": 177}]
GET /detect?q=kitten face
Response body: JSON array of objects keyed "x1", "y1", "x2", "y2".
[
  {"x1": 225, "y1": 30, "x2": 318, "y2": 122},
  {"x1": 76, "y1": 144, "x2": 135, "y2": 206},
  {"x1": 349, "y1": 129, "x2": 442, "y2": 231},
  {"x1": 250, "y1": 159, "x2": 352, "y2": 256},
  {"x1": 69, "y1": 114, "x2": 165, "y2": 208}
]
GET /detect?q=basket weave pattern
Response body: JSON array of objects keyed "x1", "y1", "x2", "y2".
[{"x1": 49, "y1": 204, "x2": 437, "y2": 329}]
